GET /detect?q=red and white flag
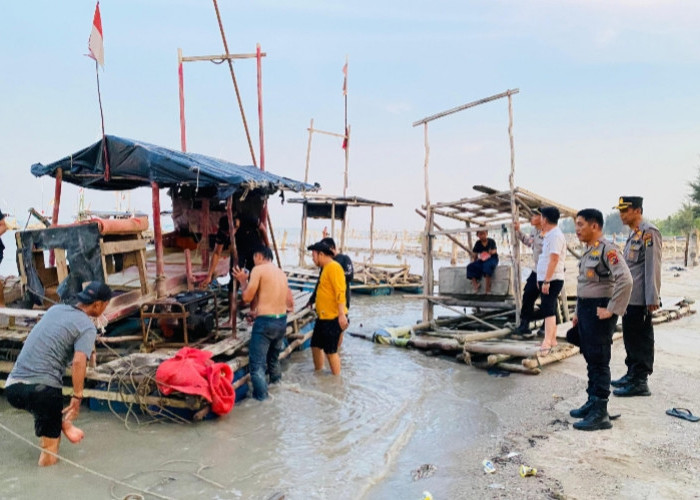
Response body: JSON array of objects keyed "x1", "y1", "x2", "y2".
[{"x1": 87, "y1": 2, "x2": 104, "y2": 67}]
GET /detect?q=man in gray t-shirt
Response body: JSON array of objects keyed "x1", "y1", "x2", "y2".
[{"x1": 5, "y1": 282, "x2": 112, "y2": 466}]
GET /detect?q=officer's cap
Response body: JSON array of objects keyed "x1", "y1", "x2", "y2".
[{"x1": 613, "y1": 196, "x2": 643, "y2": 210}]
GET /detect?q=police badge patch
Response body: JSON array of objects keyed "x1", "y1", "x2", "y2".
[{"x1": 606, "y1": 250, "x2": 619, "y2": 265}]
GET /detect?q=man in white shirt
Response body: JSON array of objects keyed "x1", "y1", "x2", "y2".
[{"x1": 536, "y1": 206, "x2": 567, "y2": 353}]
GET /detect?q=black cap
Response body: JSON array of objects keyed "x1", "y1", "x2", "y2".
[
  {"x1": 320, "y1": 237, "x2": 337, "y2": 250},
  {"x1": 76, "y1": 282, "x2": 112, "y2": 304},
  {"x1": 613, "y1": 196, "x2": 643, "y2": 210},
  {"x1": 540, "y1": 206, "x2": 560, "y2": 224},
  {"x1": 307, "y1": 241, "x2": 334, "y2": 256}
]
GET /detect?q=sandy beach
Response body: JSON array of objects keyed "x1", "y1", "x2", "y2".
[{"x1": 450, "y1": 265, "x2": 700, "y2": 500}]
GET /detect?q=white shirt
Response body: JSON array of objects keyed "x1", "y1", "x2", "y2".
[{"x1": 536, "y1": 226, "x2": 566, "y2": 281}]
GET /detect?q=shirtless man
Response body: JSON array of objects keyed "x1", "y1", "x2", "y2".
[
  {"x1": 5, "y1": 281, "x2": 112, "y2": 465},
  {"x1": 233, "y1": 245, "x2": 294, "y2": 401}
]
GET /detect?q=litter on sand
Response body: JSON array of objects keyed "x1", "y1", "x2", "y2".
[{"x1": 666, "y1": 407, "x2": 700, "y2": 422}]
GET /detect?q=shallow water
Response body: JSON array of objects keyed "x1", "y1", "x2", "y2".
[{"x1": 0, "y1": 293, "x2": 510, "y2": 500}]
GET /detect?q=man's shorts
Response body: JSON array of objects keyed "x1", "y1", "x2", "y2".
[
  {"x1": 538, "y1": 279, "x2": 564, "y2": 318},
  {"x1": 311, "y1": 318, "x2": 342, "y2": 354},
  {"x1": 5, "y1": 383, "x2": 63, "y2": 438}
]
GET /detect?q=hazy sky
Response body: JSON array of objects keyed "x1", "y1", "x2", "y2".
[{"x1": 1, "y1": 0, "x2": 699, "y2": 232}]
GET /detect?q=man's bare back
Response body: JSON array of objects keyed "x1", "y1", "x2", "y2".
[{"x1": 246, "y1": 262, "x2": 293, "y2": 316}]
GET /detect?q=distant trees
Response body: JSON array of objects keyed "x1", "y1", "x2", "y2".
[
  {"x1": 653, "y1": 161, "x2": 700, "y2": 236},
  {"x1": 604, "y1": 212, "x2": 624, "y2": 234}
]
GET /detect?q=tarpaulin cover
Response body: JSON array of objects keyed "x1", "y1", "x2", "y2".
[
  {"x1": 18, "y1": 223, "x2": 105, "y2": 304},
  {"x1": 31, "y1": 135, "x2": 317, "y2": 198},
  {"x1": 155, "y1": 346, "x2": 235, "y2": 416}
]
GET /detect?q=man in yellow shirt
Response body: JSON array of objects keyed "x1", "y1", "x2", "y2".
[{"x1": 307, "y1": 241, "x2": 348, "y2": 375}]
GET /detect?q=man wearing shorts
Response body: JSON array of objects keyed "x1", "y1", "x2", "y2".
[
  {"x1": 307, "y1": 241, "x2": 348, "y2": 375},
  {"x1": 536, "y1": 206, "x2": 567, "y2": 353},
  {"x1": 233, "y1": 245, "x2": 294, "y2": 401},
  {"x1": 5, "y1": 281, "x2": 112, "y2": 466}
]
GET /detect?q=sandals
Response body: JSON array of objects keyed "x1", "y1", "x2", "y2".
[
  {"x1": 537, "y1": 345, "x2": 560, "y2": 357},
  {"x1": 666, "y1": 407, "x2": 700, "y2": 422}
]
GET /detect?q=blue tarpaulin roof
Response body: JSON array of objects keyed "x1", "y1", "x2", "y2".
[{"x1": 31, "y1": 135, "x2": 317, "y2": 198}]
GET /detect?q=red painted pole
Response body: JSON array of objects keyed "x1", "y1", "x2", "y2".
[
  {"x1": 257, "y1": 43, "x2": 265, "y2": 172},
  {"x1": 151, "y1": 182, "x2": 166, "y2": 297},
  {"x1": 178, "y1": 48, "x2": 187, "y2": 153}
]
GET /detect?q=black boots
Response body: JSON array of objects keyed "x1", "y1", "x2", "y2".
[
  {"x1": 569, "y1": 396, "x2": 594, "y2": 418},
  {"x1": 573, "y1": 397, "x2": 612, "y2": 431},
  {"x1": 611, "y1": 373, "x2": 632, "y2": 388},
  {"x1": 613, "y1": 379, "x2": 651, "y2": 397}
]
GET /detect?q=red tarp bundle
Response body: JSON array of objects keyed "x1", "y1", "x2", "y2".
[{"x1": 155, "y1": 346, "x2": 235, "y2": 415}]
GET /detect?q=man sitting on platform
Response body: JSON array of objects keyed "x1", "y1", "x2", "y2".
[
  {"x1": 5, "y1": 282, "x2": 112, "y2": 466},
  {"x1": 466, "y1": 230, "x2": 499, "y2": 294}
]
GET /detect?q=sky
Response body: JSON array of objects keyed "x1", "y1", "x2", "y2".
[{"x1": 1, "y1": 0, "x2": 699, "y2": 234}]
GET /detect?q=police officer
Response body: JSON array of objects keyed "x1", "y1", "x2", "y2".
[
  {"x1": 611, "y1": 196, "x2": 662, "y2": 397},
  {"x1": 570, "y1": 209, "x2": 632, "y2": 431},
  {"x1": 514, "y1": 209, "x2": 544, "y2": 335}
]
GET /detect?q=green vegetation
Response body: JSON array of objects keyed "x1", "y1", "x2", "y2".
[{"x1": 652, "y1": 165, "x2": 700, "y2": 236}]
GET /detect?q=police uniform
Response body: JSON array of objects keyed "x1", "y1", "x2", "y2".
[
  {"x1": 612, "y1": 196, "x2": 662, "y2": 395},
  {"x1": 576, "y1": 238, "x2": 632, "y2": 401},
  {"x1": 516, "y1": 227, "x2": 544, "y2": 330}
]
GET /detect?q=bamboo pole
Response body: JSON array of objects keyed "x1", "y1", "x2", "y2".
[
  {"x1": 211, "y1": 0, "x2": 257, "y2": 167},
  {"x1": 151, "y1": 182, "x2": 166, "y2": 298},
  {"x1": 370, "y1": 206, "x2": 375, "y2": 264},
  {"x1": 343, "y1": 125, "x2": 351, "y2": 196},
  {"x1": 522, "y1": 344, "x2": 579, "y2": 369},
  {"x1": 415, "y1": 209, "x2": 474, "y2": 257},
  {"x1": 48, "y1": 167, "x2": 63, "y2": 266},
  {"x1": 200, "y1": 198, "x2": 210, "y2": 269},
  {"x1": 298, "y1": 203, "x2": 308, "y2": 266},
  {"x1": 422, "y1": 122, "x2": 434, "y2": 323},
  {"x1": 331, "y1": 201, "x2": 336, "y2": 239},
  {"x1": 304, "y1": 118, "x2": 314, "y2": 184},
  {"x1": 226, "y1": 197, "x2": 238, "y2": 333},
  {"x1": 507, "y1": 92, "x2": 522, "y2": 325},
  {"x1": 463, "y1": 341, "x2": 538, "y2": 357},
  {"x1": 340, "y1": 214, "x2": 347, "y2": 254}
]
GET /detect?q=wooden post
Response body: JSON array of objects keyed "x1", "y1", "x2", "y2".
[
  {"x1": 200, "y1": 198, "x2": 210, "y2": 269},
  {"x1": 48, "y1": 168, "x2": 63, "y2": 267},
  {"x1": 304, "y1": 118, "x2": 314, "y2": 184},
  {"x1": 151, "y1": 182, "x2": 166, "y2": 298},
  {"x1": 340, "y1": 215, "x2": 347, "y2": 254},
  {"x1": 370, "y1": 206, "x2": 375, "y2": 264},
  {"x1": 298, "y1": 202, "x2": 308, "y2": 266},
  {"x1": 226, "y1": 197, "x2": 238, "y2": 333},
  {"x1": 331, "y1": 201, "x2": 336, "y2": 239},
  {"x1": 178, "y1": 48, "x2": 187, "y2": 152},
  {"x1": 185, "y1": 249, "x2": 194, "y2": 291},
  {"x1": 422, "y1": 123, "x2": 434, "y2": 322},
  {"x1": 507, "y1": 92, "x2": 522, "y2": 324}
]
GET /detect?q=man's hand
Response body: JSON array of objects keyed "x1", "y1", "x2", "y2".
[
  {"x1": 596, "y1": 307, "x2": 613, "y2": 320},
  {"x1": 232, "y1": 266, "x2": 249, "y2": 285},
  {"x1": 648, "y1": 304, "x2": 659, "y2": 312},
  {"x1": 338, "y1": 313, "x2": 349, "y2": 331},
  {"x1": 541, "y1": 282, "x2": 550, "y2": 295},
  {"x1": 62, "y1": 397, "x2": 82, "y2": 422},
  {"x1": 199, "y1": 276, "x2": 212, "y2": 290},
  {"x1": 514, "y1": 221, "x2": 521, "y2": 232},
  {"x1": 572, "y1": 315, "x2": 578, "y2": 327}
]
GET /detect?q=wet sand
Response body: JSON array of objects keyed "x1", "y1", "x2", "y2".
[{"x1": 1, "y1": 265, "x2": 699, "y2": 499}]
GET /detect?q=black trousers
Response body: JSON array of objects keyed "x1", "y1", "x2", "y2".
[
  {"x1": 520, "y1": 271, "x2": 541, "y2": 324},
  {"x1": 621, "y1": 305, "x2": 654, "y2": 380},
  {"x1": 578, "y1": 297, "x2": 618, "y2": 399}
]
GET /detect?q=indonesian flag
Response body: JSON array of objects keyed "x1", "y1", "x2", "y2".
[{"x1": 87, "y1": 2, "x2": 104, "y2": 67}]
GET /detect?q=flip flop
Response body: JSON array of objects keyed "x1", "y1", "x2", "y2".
[{"x1": 666, "y1": 408, "x2": 700, "y2": 422}]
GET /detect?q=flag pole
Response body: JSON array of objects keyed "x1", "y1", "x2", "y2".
[{"x1": 95, "y1": 60, "x2": 110, "y2": 181}]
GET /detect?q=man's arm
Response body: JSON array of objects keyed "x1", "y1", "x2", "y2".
[
  {"x1": 0, "y1": 218, "x2": 7, "y2": 237},
  {"x1": 645, "y1": 228, "x2": 662, "y2": 310},
  {"x1": 62, "y1": 351, "x2": 88, "y2": 421},
  {"x1": 235, "y1": 266, "x2": 260, "y2": 304},
  {"x1": 200, "y1": 243, "x2": 224, "y2": 288}
]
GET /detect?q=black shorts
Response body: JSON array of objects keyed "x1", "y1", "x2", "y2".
[
  {"x1": 311, "y1": 318, "x2": 342, "y2": 354},
  {"x1": 5, "y1": 383, "x2": 64, "y2": 438},
  {"x1": 538, "y1": 280, "x2": 564, "y2": 317}
]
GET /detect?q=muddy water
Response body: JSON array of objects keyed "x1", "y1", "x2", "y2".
[{"x1": 0, "y1": 292, "x2": 514, "y2": 500}]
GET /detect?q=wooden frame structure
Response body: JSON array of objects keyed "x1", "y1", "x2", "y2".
[{"x1": 288, "y1": 194, "x2": 392, "y2": 266}]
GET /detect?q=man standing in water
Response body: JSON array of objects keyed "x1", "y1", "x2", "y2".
[
  {"x1": 611, "y1": 196, "x2": 662, "y2": 397},
  {"x1": 5, "y1": 282, "x2": 112, "y2": 465},
  {"x1": 233, "y1": 245, "x2": 294, "y2": 401},
  {"x1": 570, "y1": 209, "x2": 632, "y2": 431},
  {"x1": 308, "y1": 241, "x2": 348, "y2": 375},
  {"x1": 514, "y1": 209, "x2": 544, "y2": 335}
]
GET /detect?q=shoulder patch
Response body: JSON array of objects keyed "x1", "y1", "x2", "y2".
[
  {"x1": 643, "y1": 233, "x2": 653, "y2": 246},
  {"x1": 606, "y1": 249, "x2": 619, "y2": 265}
]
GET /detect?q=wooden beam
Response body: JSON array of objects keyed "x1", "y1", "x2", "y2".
[
  {"x1": 181, "y1": 52, "x2": 267, "y2": 62},
  {"x1": 413, "y1": 89, "x2": 520, "y2": 126}
]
